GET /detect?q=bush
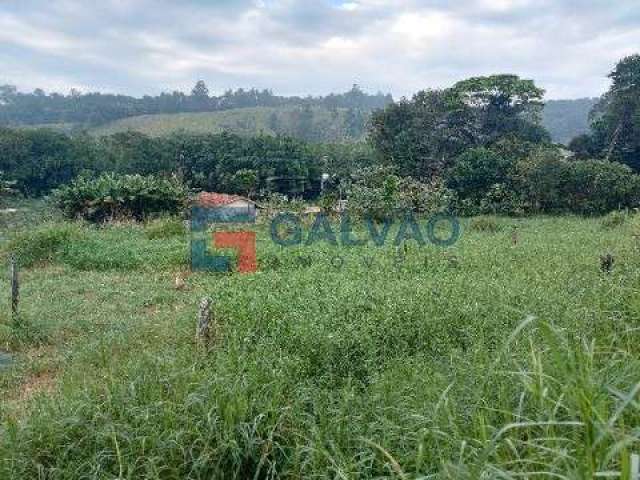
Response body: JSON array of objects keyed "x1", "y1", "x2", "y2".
[
  {"x1": 52, "y1": 173, "x2": 189, "y2": 223},
  {"x1": 468, "y1": 216, "x2": 503, "y2": 233},
  {"x1": 466, "y1": 148, "x2": 640, "y2": 216},
  {"x1": 512, "y1": 148, "x2": 566, "y2": 213},
  {"x1": 346, "y1": 166, "x2": 454, "y2": 220},
  {"x1": 562, "y1": 160, "x2": 640, "y2": 215},
  {"x1": 6, "y1": 222, "x2": 82, "y2": 267},
  {"x1": 600, "y1": 210, "x2": 629, "y2": 229},
  {"x1": 445, "y1": 148, "x2": 514, "y2": 203}
]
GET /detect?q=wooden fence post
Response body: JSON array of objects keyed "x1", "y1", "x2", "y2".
[
  {"x1": 631, "y1": 454, "x2": 640, "y2": 480},
  {"x1": 196, "y1": 297, "x2": 213, "y2": 346},
  {"x1": 9, "y1": 254, "x2": 19, "y2": 322}
]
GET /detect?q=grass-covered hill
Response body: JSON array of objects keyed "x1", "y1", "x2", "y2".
[
  {"x1": 89, "y1": 105, "x2": 368, "y2": 143},
  {"x1": 89, "y1": 100, "x2": 598, "y2": 145}
]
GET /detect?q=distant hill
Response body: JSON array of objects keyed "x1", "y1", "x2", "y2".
[
  {"x1": 542, "y1": 98, "x2": 599, "y2": 145},
  {"x1": 90, "y1": 106, "x2": 369, "y2": 143},
  {"x1": 0, "y1": 83, "x2": 392, "y2": 127},
  {"x1": 92, "y1": 100, "x2": 600, "y2": 146},
  {"x1": 5, "y1": 88, "x2": 600, "y2": 146}
]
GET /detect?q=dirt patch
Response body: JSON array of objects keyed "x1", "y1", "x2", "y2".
[{"x1": 17, "y1": 370, "x2": 56, "y2": 403}]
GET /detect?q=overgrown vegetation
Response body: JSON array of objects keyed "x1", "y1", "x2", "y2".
[
  {"x1": 2, "y1": 58, "x2": 640, "y2": 218},
  {"x1": 51, "y1": 174, "x2": 189, "y2": 222},
  {"x1": 1, "y1": 215, "x2": 640, "y2": 478}
]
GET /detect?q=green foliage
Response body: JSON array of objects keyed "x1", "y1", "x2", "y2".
[
  {"x1": 445, "y1": 148, "x2": 514, "y2": 202},
  {"x1": 1, "y1": 217, "x2": 640, "y2": 478},
  {"x1": 578, "y1": 54, "x2": 640, "y2": 170},
  {"x1": 345, "y1": 166, "x2": 454, "y2": 220},
  {"x1": 468, "y1": 215, "x2": 503, "y2": 232},
  {"x1": 5, "y1": 222, "x2": 82, "y2": 267},
  {"x1": 51, "y1": 173, "x2": 189, "y2": 223},
  {"x1": 563, "y1": 159, "x2": 640, "y2": 214},
  {"x1": 449, "y1": 146, "x2": 640, "y2": 216},
  {"x1": 228, "y1": 168, "x2": 257, "y2": 197},
  {"x1": 600, "y1": 210, "x2": 629, "y2": 229},
  {"x1": 451, "y1": 74, "x2": 549, "y2": 144},
  {"x1": 369, "y1": 75, "x2": 551, "y2": 179},
  {"x1": 144, "y1": 217, "x2": 186, "y2": 240},
  {"x1": 368, "y1": 89, "x2": 471, "y2": 178},
  {"x1": 0, "y1": 171, "x2": 17, "y2": 208},
  {"x1": 0, "y1": 128, "x2": 80, "y2": 195}
]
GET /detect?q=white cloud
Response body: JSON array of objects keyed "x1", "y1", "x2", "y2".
[{"x1": 0, "y1": 0, "x2": 637, "y2": 99}]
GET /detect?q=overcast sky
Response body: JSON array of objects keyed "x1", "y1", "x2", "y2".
[{"x1": 0, "y1": 0, "x2": 638, "y2": 100}]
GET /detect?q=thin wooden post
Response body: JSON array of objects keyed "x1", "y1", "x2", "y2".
[
  {"x1": 9, "y1": 254, "x2": 19, "y2": 322},
  {"x1": 196, "y1": 297, "x2": 213, "y2": 346},
  {"x1": 631, "y1": 454, "x2": 640, "y2": 480}
]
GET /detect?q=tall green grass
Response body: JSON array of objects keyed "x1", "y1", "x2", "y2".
[{"x1": 0, "y1": 216, "x2": 639, "y2": 478}]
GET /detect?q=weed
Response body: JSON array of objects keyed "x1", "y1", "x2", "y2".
[{"x1": 468, "y1": 215, "x2": 503, "y2": 233}]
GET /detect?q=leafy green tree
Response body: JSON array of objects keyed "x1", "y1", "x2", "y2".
[
  {"x1": 230, "y1": 169, "x2": 258, "y2": 198},
  {"x1": 369, "y1": 89, "x2": 475, "y2": 179},
  {"x1": 191, "y1": 80, "x2": 209, "y2": 98},
  {"x1": 568, "y1": 134, "x2": 598, "y2": 160},
  {"x1": 451, "y1": 74, "x2": 549, "y2": 144},
  {"x1": 369, "y1": 75, "x2": 549, "y2": 180},
  {"x1": 586, "y1": 54, "x2": 640, "y2": 170},
  {"x1": 445, "y1": 148, "x2": 514, "y2": 202}
]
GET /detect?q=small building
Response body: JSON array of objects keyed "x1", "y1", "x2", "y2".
[{"x1": 196, "y1": 192, "x2": 258, "y2": 221}]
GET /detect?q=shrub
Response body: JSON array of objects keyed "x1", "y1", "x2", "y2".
[
  {"x1": 445, "y1": 148, "x2": 515, "y2": 203},
  {"x1": 469, "y1": 216, "x2": 503, "y2": 233},
  {"x1": 562, "y1": 160, "x2": 640, "y2": 215},
  {"x1": 600, "y1": 210, "x2": 629, "y2": 229},
  {"x1": 512, "y1": 148, "x2": 567, "y2": 213},
  {"x1": 52, "y1": 173, "x2": 189, "y2": 223},
  {"x1": 346, "y1": 166, "x2": 454, "y2": 220},
  {"x1": 511, "y1": 150, "x2": 640, "y2": 215},
  {"x1": 6, "y1": 222, "x2": 82, "y2": 267}
]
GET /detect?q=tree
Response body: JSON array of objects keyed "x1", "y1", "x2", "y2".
[
  {"x1": 0, "y1": 171, "x2": 17, "y2": 207},
  {"x1": 230, "y1": 169, "x2": 258, "y2": 198},
  {"x1": 451, "y1": 74, "x2": 549, "y2": 144},
  {"x1": 585, "y1": 54, "x2": 640, "y2": 170},
  {"x1": 444, "y1": 148, "x2": 514, "y2": 202},
  {"x1": 191, "y1": 80, "x2": 210, "y2": 98},
  {"x1": 369, "y1": 75, "x2": 550, "y2": 180},
  {"x1": 369, "y1": 89, "x2": 478, "y2": 179}
]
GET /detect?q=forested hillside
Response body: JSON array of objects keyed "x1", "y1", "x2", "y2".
[
  {"x1": 0, "y1": 81, "x2": 598, "y2": 145},
  {"x1": 542, "y1": 98, "x2": 599, "y2": 144},
  {"x1": 0, "y1": 83, "x2": 391, "y2": 127}
]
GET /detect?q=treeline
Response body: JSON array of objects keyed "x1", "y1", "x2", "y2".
[
  {"x1": 2, "y1": 55, "x2": 640, "y2": 217},
  {"x1": 0, "y1": 83, "x2": 392, "y2": 127},
  {"x1": 0, "y1": 127, "x2": 372, "y2": 198}
]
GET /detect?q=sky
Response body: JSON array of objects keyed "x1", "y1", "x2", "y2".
[{"x1": 0, "y1": 0, "x2": 638, "y2": 100}]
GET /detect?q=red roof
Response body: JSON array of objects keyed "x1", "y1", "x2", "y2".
[{"x1": 197, "y1": 192, "x2": 251, "y2": 208}]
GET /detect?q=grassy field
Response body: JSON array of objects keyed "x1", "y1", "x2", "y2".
[
  {"x1": 89, "y1": 106, "x2": 363, "y2": 142},
  {"x1": 0, "y1": 206, "x2": 640, "y2": 478}
]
